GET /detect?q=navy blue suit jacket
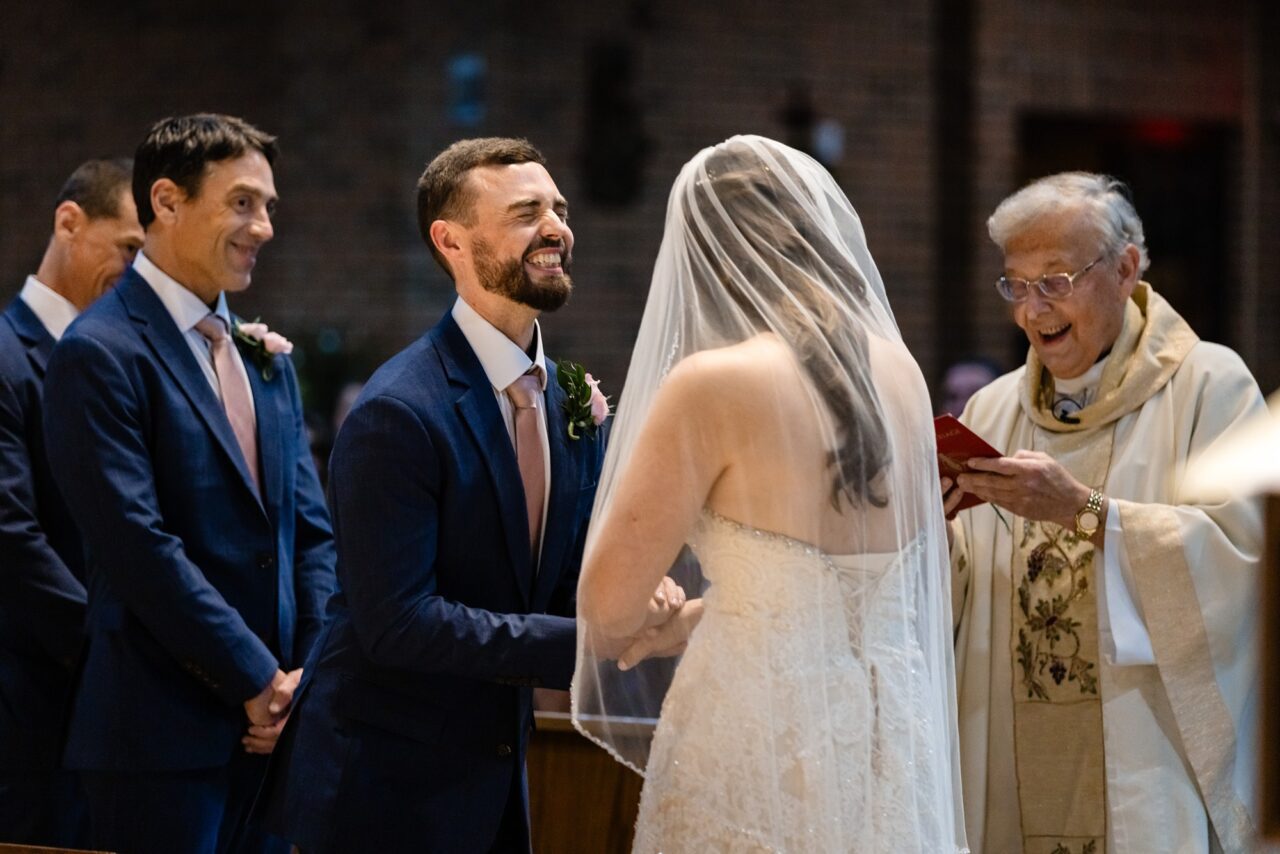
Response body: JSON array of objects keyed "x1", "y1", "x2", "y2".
[
  {"x1": 0, "y1": 298, "x2": 86, "y2": 772},
  {"x1": 261, "y1": 311, "x2": 606, "y2": 853},
  {"x1": 41, "y1": 268, "x2": 336, "y2": 771}
]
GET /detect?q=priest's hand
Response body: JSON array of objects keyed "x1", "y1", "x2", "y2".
[
  {"x1": 956, "y1": 450, "x2": 1091, "y2": 529},
  {"x1": 941, "y1": 476, "x2": 965, "y2": 523}
]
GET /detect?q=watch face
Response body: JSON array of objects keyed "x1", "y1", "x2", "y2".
[{"x1": 1078, "y1": 510, "x2": 1100, "y2": 530}]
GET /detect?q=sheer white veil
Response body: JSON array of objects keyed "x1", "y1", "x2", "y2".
[{"x1": 572, "y1": 135, "x2": 965, "y2": 849}]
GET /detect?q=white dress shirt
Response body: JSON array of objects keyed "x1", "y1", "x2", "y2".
[
  {"x1": 18, "y1": 275, "x2": 78, "y2": 340},
  {"x1": 133, "y1": 252, "x2": 254, "y2": 416},
  {"x1": 452, "y1": 296, "x2": 552, "y2": 560},
  {"x1": 1053, "y1": 358, "x2": 1156, "y2": 666}
]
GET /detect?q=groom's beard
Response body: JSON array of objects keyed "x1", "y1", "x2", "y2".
[{"x1": 473, "y1": 236, "x2": 573, "y2": 313}]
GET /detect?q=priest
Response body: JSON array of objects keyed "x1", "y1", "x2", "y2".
[{"x1": 944, "y1": 172, "x2": 1267, "y2": 854}]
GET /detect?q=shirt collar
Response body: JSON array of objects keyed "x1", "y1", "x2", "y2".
[
  {"x1": 451, "y1": 296, "x2": 546, "y2": 393},
  {"x1": 18, "y1": 275, "x2": 79, "y2": 340},
  {"x1": 133, "y1": 251, "x2": 231, "y2": 332},
  {"x1": 1052, "y1": 354, "x2": 1108, "y2": 396}
]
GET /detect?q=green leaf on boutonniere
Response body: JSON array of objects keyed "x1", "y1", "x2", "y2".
[{"x1": 556, "y1": 358, "x2": 608, "y2": 440}]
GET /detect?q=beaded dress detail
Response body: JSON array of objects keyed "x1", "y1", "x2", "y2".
[{"x1": 631, "y1": 510, "x2": 957, "y2": 853}]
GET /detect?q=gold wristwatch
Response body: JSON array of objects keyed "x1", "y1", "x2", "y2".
[{"x1": 1074, "y1": 489, "x2": 1104, "y2": 539}]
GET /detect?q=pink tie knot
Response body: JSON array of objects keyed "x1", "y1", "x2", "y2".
[
  {"x1": 195, "y1": 314, "x2": 229, "y2": 343},
  {"x1": 506, "y1": 372, "x2": 542, "y2": 409}
]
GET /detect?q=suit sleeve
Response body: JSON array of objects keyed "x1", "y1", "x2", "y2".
[
  {"x1": 0, "y1": 370, "x2": 85, "y2": 666},
  {"x1": 283, "y1": 358, "x2": 336, "y2": 664},
  {"x1": 331, "y1": 393, "x2": 577, "y2": 689},
  {"x1": 42, "y1": 333, "x2": 279, "y2": 704}
]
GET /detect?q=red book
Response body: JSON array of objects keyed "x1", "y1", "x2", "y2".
[{"x1": 934, "y1": 414, "x2": 1003, "y2": 512}]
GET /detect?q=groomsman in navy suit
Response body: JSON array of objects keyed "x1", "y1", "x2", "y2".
[
  {"x1": 42, "y1": 115, "x2": 336, "y2": 854},
  {"x1": 0, "y1": 158, "x2": 142, "y2": 846},
  {"x1": 261, "y1": 137, "x2": 646, "y2": 852}
]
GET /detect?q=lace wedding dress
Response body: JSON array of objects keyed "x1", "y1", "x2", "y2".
[
  {"x1": 631, "y1": 510, "x2": 955, "y2": 853},
  {"x1": 572, "y1": 135, "x2": 967, "y2": 853}
]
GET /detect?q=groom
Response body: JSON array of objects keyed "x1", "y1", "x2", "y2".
[{"x1": 263, "y1": 138, "x2": 622, "y2": 852}]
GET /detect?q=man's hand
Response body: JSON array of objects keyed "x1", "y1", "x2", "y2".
[
  {"x1": 957, "y1": 450, "x2": 1091, "y2": 529},
  {"x1": 242, "y1": 667, "x2": 302, "y2": 754},
  {"x1": 643, "y1": 575, "x2": 687, "y2": 630},
  {"x1": 941, "y1": 476, "x2": 965, "y2": 522},
  {"x1": 619, "y1": 599, "x2": 703, "y2": 671},
  {"x1": 243, "y1": 718, "x2": 287, "y2": 755}
]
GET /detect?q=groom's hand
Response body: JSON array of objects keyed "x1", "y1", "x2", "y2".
[
  {"x1": 619, "y1": 598, "x2": 704, "y2": 671},
  {"x1": 643, "y1": 576, "x2": 686, "y2": 629}
]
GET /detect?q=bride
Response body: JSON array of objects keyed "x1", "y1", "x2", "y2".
[{"x1": 571, "y1": 136, "x2": 967, "y2": 852}]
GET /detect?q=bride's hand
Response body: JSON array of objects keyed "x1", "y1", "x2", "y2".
[
  {"x1": 619, "y1": 598, "x2": 703, "y2": 671},
  {"x1": 643, "y1": 575, "x2": 687, "y2": 629}
]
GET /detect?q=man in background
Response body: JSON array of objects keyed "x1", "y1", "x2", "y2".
[{"x1": 0, "y1": 158, "x2": 142, "y2": 846}]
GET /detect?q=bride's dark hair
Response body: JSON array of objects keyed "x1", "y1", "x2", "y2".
[{"x1": 687, "y1": 146, "x2": 891, "y2": 508}]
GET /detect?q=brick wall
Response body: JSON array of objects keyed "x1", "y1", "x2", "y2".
[{"x1": 2, "y1": 0, "x2": 1274, "y2": 413}]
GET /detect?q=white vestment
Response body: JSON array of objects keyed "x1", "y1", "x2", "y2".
[{"x1": 952, "y1": 284, "x2": 1266, "y2": 854}]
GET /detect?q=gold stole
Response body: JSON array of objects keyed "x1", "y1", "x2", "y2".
[
  {"x1": 1009, "y1": 284, "x2": 1197, "y2": 854},
  {"x1": 1010, "y1": 431, "x2": 1113, "y2": 854}
]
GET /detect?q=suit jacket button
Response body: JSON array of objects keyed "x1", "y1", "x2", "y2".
[
  {"x1": 496, "y1": 743, "x2": 513, "y2": 758},
  {"x1": 257, "y1": 553, "x2": 276, "y2": 570}
]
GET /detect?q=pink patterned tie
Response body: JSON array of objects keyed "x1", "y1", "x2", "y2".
[
  {"x1": 195, "y1": 315, "x2": 260, "y2": 496},
  {"x1": 505, "y1": 370, "x2": 546, "y2": 562}
]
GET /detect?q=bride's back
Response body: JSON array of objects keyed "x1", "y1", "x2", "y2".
[{"x1": 693, "y1": 330, "x2": 932, "y2": 556}]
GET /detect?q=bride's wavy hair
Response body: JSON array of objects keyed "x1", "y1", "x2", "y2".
[{"x1": 684, "y1": 144, "x2": 891, "y2": 508}]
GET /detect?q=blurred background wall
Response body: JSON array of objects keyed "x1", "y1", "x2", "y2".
[{"x1": 2, "y1": 0, "x2": 1276, "y2": 432}]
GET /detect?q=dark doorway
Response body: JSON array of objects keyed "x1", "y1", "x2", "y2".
[{"x1": 1014, "y1": 113, "x2": 1239, "y2": 364}]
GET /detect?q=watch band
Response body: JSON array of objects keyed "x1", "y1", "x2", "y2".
[{"x1": 1074, "y1": 488, "x2": 1104, "y2": 538}]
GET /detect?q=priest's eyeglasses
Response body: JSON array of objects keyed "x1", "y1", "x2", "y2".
[{"x1": 996, "y1": 256, "x2": 1104, "y2": 303}]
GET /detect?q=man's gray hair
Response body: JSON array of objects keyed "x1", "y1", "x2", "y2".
[{"x1": 987, "y1": 172, "x2": 1150, "y2": 275}]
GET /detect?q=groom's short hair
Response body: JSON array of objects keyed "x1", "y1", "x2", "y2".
[
  {"x1": 416, "y1": 137, "x2": 546, "y2": 276},
  {"x1": 133, "y1": 113, "x2": 278, "y2": 229}
]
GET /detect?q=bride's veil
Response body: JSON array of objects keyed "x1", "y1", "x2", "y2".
[{"x1": 571, "y1": 135, "x2": 965, "y2": 848}]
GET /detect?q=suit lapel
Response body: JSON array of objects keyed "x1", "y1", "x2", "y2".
[
  {"x1": 239, "y1": 335, "x2": 284, "y2": 525},
  {"x1": 436, "y1": 315, "x2": 534, "y2": 605},
  {"x1": 5, "y1": 298, "x2": 55, "y2": 377},
  {"x1": 118, "y1": 271, "x2": 263, "y2": 508},
  {"x1": 532, "y1": 361, "x2": 581, "y2": 609}
]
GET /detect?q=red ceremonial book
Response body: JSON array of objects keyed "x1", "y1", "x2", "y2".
[{"x1": 934, "y1": 414, "x2": 1003, "y2": 512}]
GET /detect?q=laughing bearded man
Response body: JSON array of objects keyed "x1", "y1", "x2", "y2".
[{"x1": 260, "y1": 138, "x2": 682, "y2": 853}]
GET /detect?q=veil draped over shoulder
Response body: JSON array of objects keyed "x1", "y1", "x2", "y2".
[{"x1": 572, "y1": 136, "x2": 966, "y2": 851}]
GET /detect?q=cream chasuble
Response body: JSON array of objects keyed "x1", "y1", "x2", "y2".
[{"x1": 951, "y1": 284, "x2": 1266, "y2": 854}]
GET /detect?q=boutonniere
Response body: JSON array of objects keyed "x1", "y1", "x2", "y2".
[
  {"x1": 232, "y1": 318, "x2": 293, "y2": 381},
  {"x1": 556, "y1": 359, "x2": 610, "y2": 440}
]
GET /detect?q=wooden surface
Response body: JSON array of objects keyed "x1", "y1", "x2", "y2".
[
  {"x1": 1263, "y1": 494, "x2": 1280, "y2": 839},
  {"x1": 527, "y1": 712, "x2": 648, "y2": 853}
]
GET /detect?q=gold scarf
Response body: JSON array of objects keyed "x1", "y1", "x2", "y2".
[{"x1": 1010, "y1": 283, "x2": 1197, "y2": 853}]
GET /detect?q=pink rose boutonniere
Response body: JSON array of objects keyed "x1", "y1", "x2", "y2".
[
  {"x1": 233, "y1": 318, "x2": 294, "y2": 381},
  {"x1": 556, "y1": 359, "x2": 610, "y2": 440}
]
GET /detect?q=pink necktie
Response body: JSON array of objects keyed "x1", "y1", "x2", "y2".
[
  {"x1": 505, "y1": 371, "x2": 546, "y2": 563},
  {"x1": 195, "y1": 315, "x2": 260, "y2": 496}
]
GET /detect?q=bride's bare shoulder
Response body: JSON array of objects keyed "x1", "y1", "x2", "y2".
[
  {"x1": 665, "y1": 334, "x2": 791, "y2": 391},
  {"x1": 657, "y1": 335, "x2": 796, "y2": 420}
]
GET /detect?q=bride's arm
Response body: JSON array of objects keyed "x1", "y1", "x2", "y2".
[{"x1": 577, "y1": 355, "x2": 730, "y2": 642}]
